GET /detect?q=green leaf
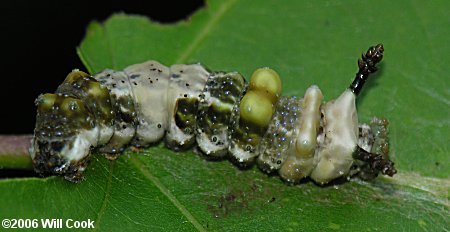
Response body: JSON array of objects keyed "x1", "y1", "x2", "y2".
[{"x1": 2, "y1": 0, "x2": 449, "y2": 231}]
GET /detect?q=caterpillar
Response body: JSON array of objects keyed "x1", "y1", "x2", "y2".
[{"x1": 30, "y1": 44, "x2": 396, "y2": 184}]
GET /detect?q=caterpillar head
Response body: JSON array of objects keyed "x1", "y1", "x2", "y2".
[{"x1": 30, "y1": 93, "x2": 98, "y2": 182}]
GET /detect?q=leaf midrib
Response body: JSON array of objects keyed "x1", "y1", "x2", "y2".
[
  {"x1": 130, "y1": 156, "x2": 206, "y2": 232},
  {"x1": 175, "y1": 0, "x2": 239, "y2": 64},
  {"x1": 93, "y1": 160, "x2": 114, "y2": 231}
]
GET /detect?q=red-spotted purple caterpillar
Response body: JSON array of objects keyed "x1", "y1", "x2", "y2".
[{"x1": 31, "y1": 44, "x2": 396, "y2": 184}]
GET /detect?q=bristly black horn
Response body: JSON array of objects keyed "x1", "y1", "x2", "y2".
[{"x1": 349, "y1": 44, "x2": 384, "y2": 96}]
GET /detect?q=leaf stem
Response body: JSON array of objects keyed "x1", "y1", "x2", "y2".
[{"x1": 0, "y1": 135, "x2": 33, "y2": 169}]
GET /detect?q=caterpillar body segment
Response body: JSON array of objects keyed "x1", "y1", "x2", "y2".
[
  {"x1": 165, "y1": 64, "x2": 209, "y2": 150},
  {"x1": 196, "y1": 71, "x2": 247, "y2": 157},
  {"x1": 122, "y1": 61, "x2": 171, "y2": 147},
  {"x1": 277, "y1": 86, "x2": 324, "y2": 182},
  {"x1": 56, "y1": 70, "x2": 115, "y2": 146},
  {"x1": 257, "y1": 96, "x2": 301, "y2": 172},
  {"x1": 228, "y1": 68, "x2": 282, "y2": 164},
  {"x1": 94, "y1": 69, "x2": 137, "y2": 155},
  {"x1": 31, "y1": 44, "x2": 397, "y2": 184},
  {"x1": 310, "y1": 89, "x2": 358, "y2": 184}
]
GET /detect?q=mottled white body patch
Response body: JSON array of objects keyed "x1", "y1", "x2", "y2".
[
  {"x1": 97, "y1": 126, "x2": 114, "y2": 147},
  {"x1": 62, "y1": 128, "x2": 99, "y2": 162},
  {"x1": 228, "y1": 141, "x2": 254, "y2": 163},
  {"x1": 357, "y1": 123, "x2": 373, "y2": 152},
  {"x1": 311, "y1": 89, "x2": 358, "y2": 184},
  {"x1": 124, "y1": 61, "x2": 170, "y2": 146}
]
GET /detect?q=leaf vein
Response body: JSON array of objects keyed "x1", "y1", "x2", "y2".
[
  {"x1": 130, "y1": 156, "x2": 206, "y2": 232},
  {"x1": 175, "y1": 0, "x2": 239, "y2": 63},
  {"x1": 93, "y1": 160, "x2": 114, "y2": 231}
]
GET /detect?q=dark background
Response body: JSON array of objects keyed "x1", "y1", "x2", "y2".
[{"x1": 0, "y1": 0, "x2": 204, "y2": 134}]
